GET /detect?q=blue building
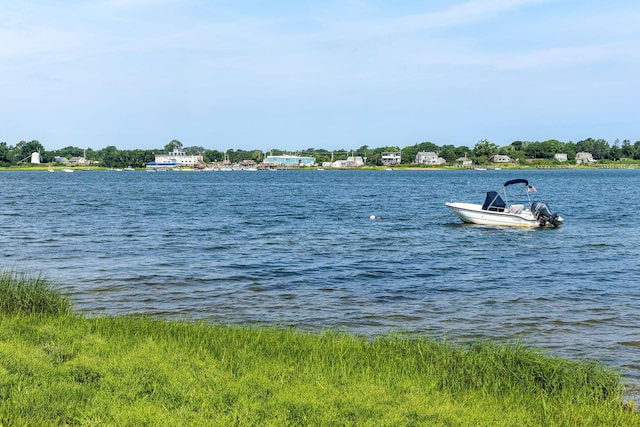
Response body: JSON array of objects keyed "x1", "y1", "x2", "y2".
[{"x1": 264, "y1": 154, "x2": 316, "y2": 167}]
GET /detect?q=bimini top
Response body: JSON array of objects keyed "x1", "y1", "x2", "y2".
[{"x1": 503, "y1": 179, "x2": 529, "y2": 187}]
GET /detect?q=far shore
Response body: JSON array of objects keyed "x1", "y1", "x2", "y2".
[{"x1": 1, "y1": 162, "x2": 638, "y2": 172}]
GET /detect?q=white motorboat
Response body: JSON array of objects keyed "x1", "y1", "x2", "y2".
[{"x1": 445, "y1": 179, "x2": 563, "y2": 228}]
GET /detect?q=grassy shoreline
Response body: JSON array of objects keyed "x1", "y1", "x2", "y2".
[{"x1": 1, "y1": 273, "x2": 638, "y2": 425}]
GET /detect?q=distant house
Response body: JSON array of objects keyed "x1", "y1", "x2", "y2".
[
  {"x1": 554, "y1": 153, "x2": 568, "y2": 162},
  {"x1": 456, "y1": 156, "x2": 473, "y2": 167},
  {"x1": 68, "y1": 156, "x2": 87, "y2": 164},
  {"x1": 330, "y1": 156, "x2": 364, "y2": 168},
  {"x1": 381, "y1": 152, "x2": 402, "y2": 165},
  {"x1": 414, "y1": 152, "x2": 445, "y2": 165},
  {"x1": 54, "y1": 156, "x2": 69, "y2": 164},
  {"x1": 153, "y1": 147, "x2": 202, "y2": 167},
  {"x1": 575, "y1": 152, "x2": 595, "y2": 164},
  {"x1": 490, "y1": 154, "x2": 511, "y2": 163}
]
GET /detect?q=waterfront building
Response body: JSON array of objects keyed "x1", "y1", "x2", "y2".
[
  {"x1": 414, "y1": 152, "x2": 446, "y2": 165},
  {"x1": 490, "y1": 154, "x2": 512, "y2": 163},
  {"x1": 456, "y1": 156, "x2": 473, "y2": 167},
  {"x1": 263, "y1": 154, "x2": 316, "y2": 167},
  {"x1": 575, "y1": 152, "x2": 595, "y2": 164},
  {"x1": 381, "y1": 152, "x2": 402, "y2": 165},
  {"x1": 147, "y1": 147, "x2": 203, "y2": 170},
  {"x1": 331, "y1": 156, "x2": 364, "y2": 168}
]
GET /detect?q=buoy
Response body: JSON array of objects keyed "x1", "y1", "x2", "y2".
[{"x1": 369, "y1": 215, "x2": 377, "y2": 220}]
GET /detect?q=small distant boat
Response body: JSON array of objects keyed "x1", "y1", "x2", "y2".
[
  {"x1": 124, "y1": 166, "x2": 135, "y2": 171},
  {"x1": 445, "y1": 179, "x2": 563, "y2": 228},
  {"x1": 61, "y1": 168, "x2": 74, "y2": 173}
]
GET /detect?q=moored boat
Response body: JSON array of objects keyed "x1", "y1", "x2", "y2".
[{"x1": 445, "y1": 179, "x2": 563, "y2": 228}]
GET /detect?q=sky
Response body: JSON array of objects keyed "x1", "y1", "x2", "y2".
[{"x1": 2, "y1": 0, "x2": 639, "y2": 152}]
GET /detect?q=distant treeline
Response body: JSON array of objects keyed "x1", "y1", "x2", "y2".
[{"x1": 2, "y1": 137, "x2": 639, "y2": 169}]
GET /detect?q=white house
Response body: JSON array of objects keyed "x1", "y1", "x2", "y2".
[
  {"x1": 490, "y1": 154, "x2": 512, "y2": 163},
  {"x1": 554, "y1": 153, "x2": 568, "y2": 162},
  {"x1": 414, "y1": 152, "x2": 445, "y2": 165},
  {"x1": 575, "y1": 152, "x2": 595, "y2": 164},
  {"x1": 331, "y1": 156, "x2": 364, "y2": 168},
  {"x1": 68, "y1": 156, "x2": 88, "y2": 164},
  {"x1": 153, "y1": 147, "x2": 203, "y2": 167},
  {"x1": 381, "y1": 152, "x2": 402, "y2": 165}
]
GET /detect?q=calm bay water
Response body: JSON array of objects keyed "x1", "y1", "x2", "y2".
[{"x1": 2, "y1": 168, "x2": 639, "y2": 393}]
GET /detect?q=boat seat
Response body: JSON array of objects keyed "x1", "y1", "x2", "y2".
[{"x1": 509, "y1": 204, "x2": 524, "y2": 214}]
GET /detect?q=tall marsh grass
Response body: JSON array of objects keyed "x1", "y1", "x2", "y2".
[
  {"x1": 0, "y1": 270, "x2": 71, "y2": 316},
  {"x1": 0, "y1": 272, "x2": 637, "y2": 425}
]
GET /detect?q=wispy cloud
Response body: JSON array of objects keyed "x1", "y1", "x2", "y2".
[{"x1": 1, "y1": 0, "x2": 639, "y2": 149}]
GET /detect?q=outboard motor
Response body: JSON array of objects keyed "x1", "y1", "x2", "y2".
[{"x1": 531, "y1": 201, "x2": 563, "y2": 227}]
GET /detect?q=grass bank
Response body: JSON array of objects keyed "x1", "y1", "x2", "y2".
[{"x1": 0, "y1": 273, "x2": 638, "y2": 426}]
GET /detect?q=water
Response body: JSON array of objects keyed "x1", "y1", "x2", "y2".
[{"x1": 2, "y1": 168, "x2": 640, "y2": 396}]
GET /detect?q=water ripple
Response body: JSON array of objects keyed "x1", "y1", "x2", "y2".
[{"x1": 1, "y1": 168, "x2": 640, "y2": 398}]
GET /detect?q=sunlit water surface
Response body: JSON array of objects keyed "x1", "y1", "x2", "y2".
[{"x1": 2, "y1": 168, "x2": 639, "y2": 397}]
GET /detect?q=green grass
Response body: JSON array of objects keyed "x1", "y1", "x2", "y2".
[
  {"x1": 0, "y1": 273, "x2": 638, "y2": 426},
  {"x1": 0, "y1": 271, "x2": 72, "y2": 316}
]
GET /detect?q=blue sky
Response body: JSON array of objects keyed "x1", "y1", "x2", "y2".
[{"x1": 2, "y1": 0, "x2": 639, "y2": 151}]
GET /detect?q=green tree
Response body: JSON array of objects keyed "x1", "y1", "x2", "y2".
[
  {"x1": 53, "y1": 146, "x2": 85, "y2": 160},
  {"x1": 14, "y1": 140, "x2": 45, "y2": 163},
  {"x1": 634, "y1": 141, "x2": 640, "y2": 160},
  {"x1": 439, "y1": 145, "x2": 458, "y2": 163},
  {"x1": 561, "y1": 142, "x2": 576, "y2": 160},
  {"x1": 621, "y1": 139, "x2": 634, "y2": 159},
  {"x1": 99, "y1": 146, "x2": 121, "y2": 168},
  {"x1": 402, "y1": 141, "x2": 439, "y2": 164},
  {"x1": 473, "y1": 139, "x2": 498, "y2": 158},
  {"x1": 540, "y1": 139, "x2": 564, "y2": 159},
  {"x1": 203, "y1": 149, "x2": 225, "y2": 163},
  {"x1": 0, "y1": 142, "x2": 12, "y2": 166},
  {"x1": 576, "y1": 138, "x2": 611, "y2": 160},
  {"x1": 184, "y1": 146, "x2": 205, "y2": 156},
  {"x1": 164, "y1": 140, "x2": 183, "y2": 152}
]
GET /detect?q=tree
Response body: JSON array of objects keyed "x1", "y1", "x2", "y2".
[
  {"x1": 540, "y1": 140, "x2": 564, "y2": 159},
  {"x1": 203, "y1": 149, "x2": 225, "y2": 163},
  {"x1": 403, "y1": 141, "x2": 439, "y2": 164},
  {"x1": 184, "y1": 146, "x2": 205, "y2": 156},
  {"x1": 99, "y1": 146, "x2": 121, "y2": 168},
  {"x1": 14, "y1": 140, "x2": 45, "y2": 163},
  {"x1": 439, "y1": 144, "x2": 458, "y2": 163},
  {"x1": 473, "y1": 139, "x2": 498, "y2": 158},
  {"x1": 621, "y1": 140, "x2": 634, "y2": 159},
  {"x1": 564, "y1": 142, "x2": 577, "y2": 160},
  {"x1": 164, "y1": 140, "x2": 183, "y2": 152},
  {"x1": 0, "y1": 142, "x2": 11, "y2": 166}
]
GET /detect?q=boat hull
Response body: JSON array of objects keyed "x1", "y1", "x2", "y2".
[{"x1": 445, "y1": 202, "x2": 547, "y2": 228}]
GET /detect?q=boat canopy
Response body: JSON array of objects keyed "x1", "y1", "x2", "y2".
[
  {"x1": 482, "y1": 191, "x2": 506, "y2": 211},
  {"x1": 503, "y1": 179, "x2": 528, "y2": 187}
]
